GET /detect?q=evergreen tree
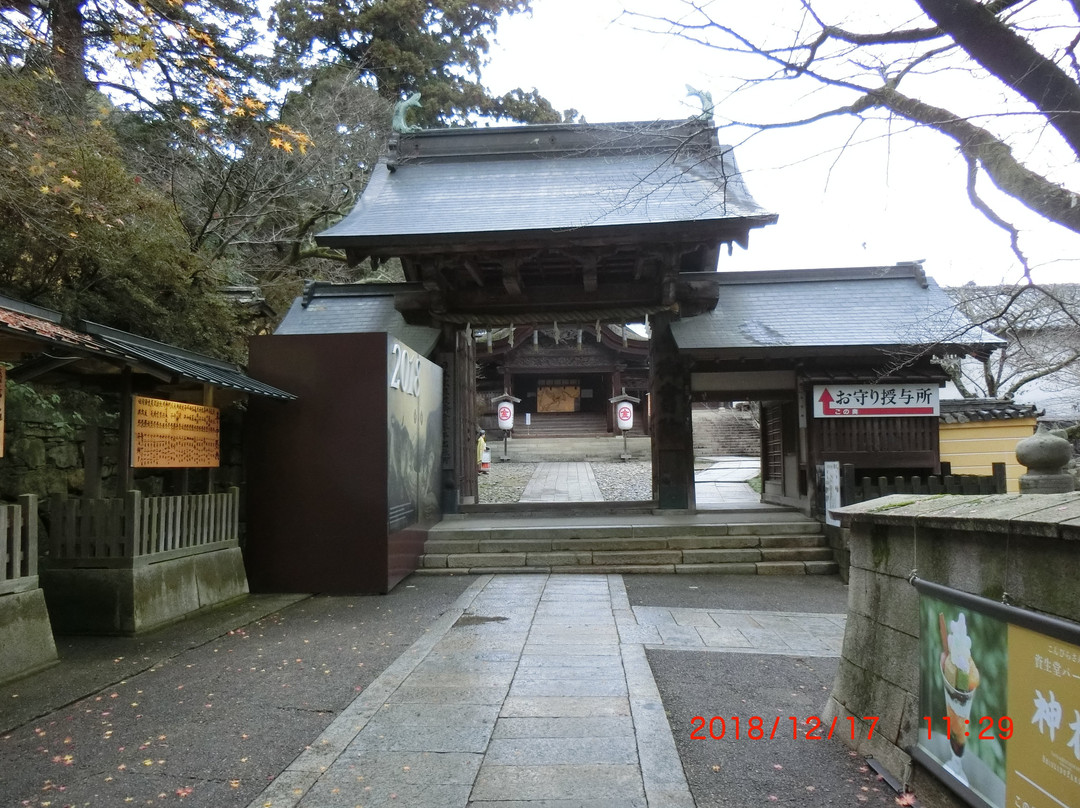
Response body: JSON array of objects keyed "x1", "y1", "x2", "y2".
[
  {"x1": 0, "y1": 70, "x2": 241, "y2": 357},
  {"x1": 270, "y1": 0, "x2": 560, "y2": 126}
]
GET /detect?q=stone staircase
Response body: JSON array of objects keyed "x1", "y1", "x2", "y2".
[
  {"x1": 692, "y1": 406, "x2": 760, "y2": 457},
  {"x1": 417, "y1": 512, "x2": 837, "y2": 576}
]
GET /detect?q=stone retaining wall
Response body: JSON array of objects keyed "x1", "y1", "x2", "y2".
[
  {"x1": 827, "y1": 492, "x2": 1080, "y2": 806},
  {"x1": 42, "y1": 546, "x2": 249, "y2": 635},
  {"x1": 0, "y1": 587, "x2": 57, "y2": 683}
]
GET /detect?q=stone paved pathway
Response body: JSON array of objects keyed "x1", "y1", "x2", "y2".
[
  {"x1": 694, "y1": 456, "x2": 762, "y2": 510},
  {"x1": 519, "y1": 462, "x2": 604, "y2": 502},
  {"x1": 248, "y1": 574, "x2": 845, "y2": 808},
  {"x1": 512, "y1": 459, "x2": 769, "y2": 509}
]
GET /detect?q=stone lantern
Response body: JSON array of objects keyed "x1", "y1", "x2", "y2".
[{"x1": 1016, "y1": 426, "x2": 1075, "y2": 494}]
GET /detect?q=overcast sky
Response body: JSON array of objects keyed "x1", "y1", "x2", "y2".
[{"x1": 483, "y1": 0, "x2": 1080, "y2": 288}]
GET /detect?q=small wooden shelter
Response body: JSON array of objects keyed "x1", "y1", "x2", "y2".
[{"x1": 0, "y1": 294, "x2": 292, "y2": 651}]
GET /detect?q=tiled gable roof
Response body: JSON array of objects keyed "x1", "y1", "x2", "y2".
[
  {"x1": 275, "y1": 284, "x2": 440, "y2": 356},
  {"x1": 317, "y1": 119, "x2": 776, "y2": 250},
  {"x1": 672, "y1": 265, "x2": 1004, "y2": 355}
]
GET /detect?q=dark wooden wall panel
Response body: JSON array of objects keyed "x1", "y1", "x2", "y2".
[
  {"x1": 245, "y1": 334, "x2": 390, "y2": 593},
  {"x1": 813, "y1": 415, "x2": 938, "y2": 468}
]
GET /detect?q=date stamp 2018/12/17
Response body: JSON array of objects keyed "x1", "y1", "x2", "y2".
[
  {"x1": 690, "y1": 716, "x2": 878, "y2": 741},
  {"x1": 690, "y1": 715, "x2": 1014, "y2": 742}
]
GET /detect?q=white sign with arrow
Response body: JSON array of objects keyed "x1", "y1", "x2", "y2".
[{"x1": 813, "y1": 384, "x2": 939, "y2": 418}]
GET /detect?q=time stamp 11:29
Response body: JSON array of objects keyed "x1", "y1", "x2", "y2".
[
  {"x1": 928, "y1": 716, "x2": 1014, "y2": 740},
  {"x1": 687, "y1": 715, "x2": 1013, "y2": 741}
]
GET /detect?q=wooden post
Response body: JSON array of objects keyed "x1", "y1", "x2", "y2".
[
  {"x1": 229, "y1": 486, "x2": 240, "y2": 542},
  {"x1": 20, "y1": 493, "x2": 37, "y2": 577},
  {"x1": 1, "y1": 507, "x2": 13, "y2": 579},
  {"x1": 649, "y1": 312, "x2": 695, "y2": 510},
  {"x1": 204, "y1": 383, "x2": 217, "y2": 494},
  {"x1": 0, "y1": 506, "x2": 7, "y2": 583},
  {"x1": 117, "y1": 368, "x2": 135, "y2": 493},
  {"x1": 125, "y1": 490, "x2": 141, "y2": 557},
  {"x1": 841, "y1": 464, "x2": 855, "y2": 506},
  {"x1": 437, "y1": 324, "x2": 476, "y2": 511},
  {"x1": 460, "y1": 326, "x2": 477, "y2": 503},
  {"x1": 83, "y1": 426, "x2": 102, "y2": 499},
  {"x1": 992, "y1": 462, "x2": 1007, "y2": 494}
]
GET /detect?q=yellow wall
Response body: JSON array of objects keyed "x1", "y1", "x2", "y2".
[{"x1": 939, "y1": 417, "x2": 1038, "y2": 493}]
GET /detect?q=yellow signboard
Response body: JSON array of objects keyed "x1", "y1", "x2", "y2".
[
  {"x1": 915, "y1": 580, "x2": 1080, "y2": 808},
  {"x1": 132, "y1": 396, "x2": 220, "y2": 468},
  {"x1": 1007, "y1": 625, "x2": 1080, "y2": 808}
]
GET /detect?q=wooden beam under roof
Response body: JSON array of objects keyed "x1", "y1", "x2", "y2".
[{"x1": 501, "y1": 260, "x2": 524, "y2": 297}]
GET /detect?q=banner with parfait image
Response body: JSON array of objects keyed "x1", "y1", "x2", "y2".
[{"x1": 913, "y1": 579, "x2": 1080, "y2": 808}]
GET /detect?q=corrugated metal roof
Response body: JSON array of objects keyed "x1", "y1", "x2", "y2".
[
  {"x1": 0, "y1": 296, "x2": 293, "y2": 398},
  {"x1": 275, "y1": 287, "x2": 440, "y2": 356},
  {"x1": 81, "y1": 321, "x2": 295, "y2": 400},
  {"x1": 317, "y1": 119, "x2": 775, "y2": 249},
  {"x1": 671, "y1": 265, "x2": 1005, "y2": 354}
]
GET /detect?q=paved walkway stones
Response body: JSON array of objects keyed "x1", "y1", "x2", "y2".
[
  {"x1": 519, "y1": 462, "x2": 605, "y2": 502},
  {"x1": 247, "y1": 574, "x2": 846, "y2": 808}
]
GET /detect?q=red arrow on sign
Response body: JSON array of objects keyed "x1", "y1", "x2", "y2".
[{"x1": 818, "y1": 388, "x2": 838, "y2": 415}]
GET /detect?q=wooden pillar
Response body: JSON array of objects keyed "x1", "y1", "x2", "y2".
[
  {"x1": 83, "y1": 425, "x2": 102, "y2": 499},
  {"x1": 649, "y1": 312, "x2": 695, "y2": 510},
  {"x1": 437, "y1": 324, "x2": 477, "y2": 511},
  {"x1": 204, "y1": 384, "x2": 216, "y2": 494},
  {"x1": 117, "y1": 367, "x2": 134, "y2": 493},
  {"x1": 608, "y1": 365, "x2": 624, "y2": 433},
  {"x1": 459, "y1": 327, "x2": 477, "y2": 503}
]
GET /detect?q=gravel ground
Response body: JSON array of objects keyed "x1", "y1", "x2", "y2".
[
  {"x1": 592, "y1": 460, "x2": 652, "y2": 501},
  {"x1": 477, "y1": 460, "x2": 653, "y2": 503},
  {"x1": 476, "y1": 461, "x2": 534, "y2": 504}
]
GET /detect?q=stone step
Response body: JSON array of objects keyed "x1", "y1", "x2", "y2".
[
  {"x1": 429, "y1": 520, "x2": 822, "y2": 542},
  {"x1": 418, "y1": 533, "x2": 836, "y2": 577},
  {"x1": 493, "y1": 436, "x2": 652, "y2": 463},
  {"x1": 416, "y1": 557, "x2": 838, "y2": 576},
  {"x1": 423, "y1": 533, "x2": 829, "y2": 555}
]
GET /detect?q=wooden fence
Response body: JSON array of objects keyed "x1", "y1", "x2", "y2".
[
  {"x1": 0, "y1": 494, "x2": 39, "y2": 594},
  {"x1": 840, "y1": 462, "x2": 1007, "y2": 506},
  {"x1": 48, "y1": 488, "x2": 240, "y2": 565}
]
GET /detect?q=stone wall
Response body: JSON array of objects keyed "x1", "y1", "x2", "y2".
[
  {"x1": 0, "y1": 383, "x2": 118, "y2": 500},
  {"x1": 0, "y1": 382, "x2": 245, "y2": 502},
  {"x1": 827, "y1": 492, "x2": 1080, "y2": 806}
]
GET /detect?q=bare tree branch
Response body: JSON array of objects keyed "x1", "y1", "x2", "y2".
[
  {"x1": 868, "y1": 85, "x2": 1080, "y2": 235},
  {"x1": 915, "y1": 0, "x2": 1080, "y2": 157},
  {"x1": 962, "y1": 153, "x2": 1028, "y2": 276}
]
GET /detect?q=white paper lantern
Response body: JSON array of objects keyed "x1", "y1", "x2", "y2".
[
  {"x1": 616, "y1": 402, "x2": 634, "y2": 431},
  {"x1": 497, "y1": 401, "x2": 515, "y2": 431}
]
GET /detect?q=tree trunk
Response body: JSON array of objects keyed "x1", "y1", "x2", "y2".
[
  {"x1": 916, "y1": 0, "x2": 1080, "y2": 159},
  {"x1": 50, "y1": 0, "x2": 88, "y2": 95}
]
